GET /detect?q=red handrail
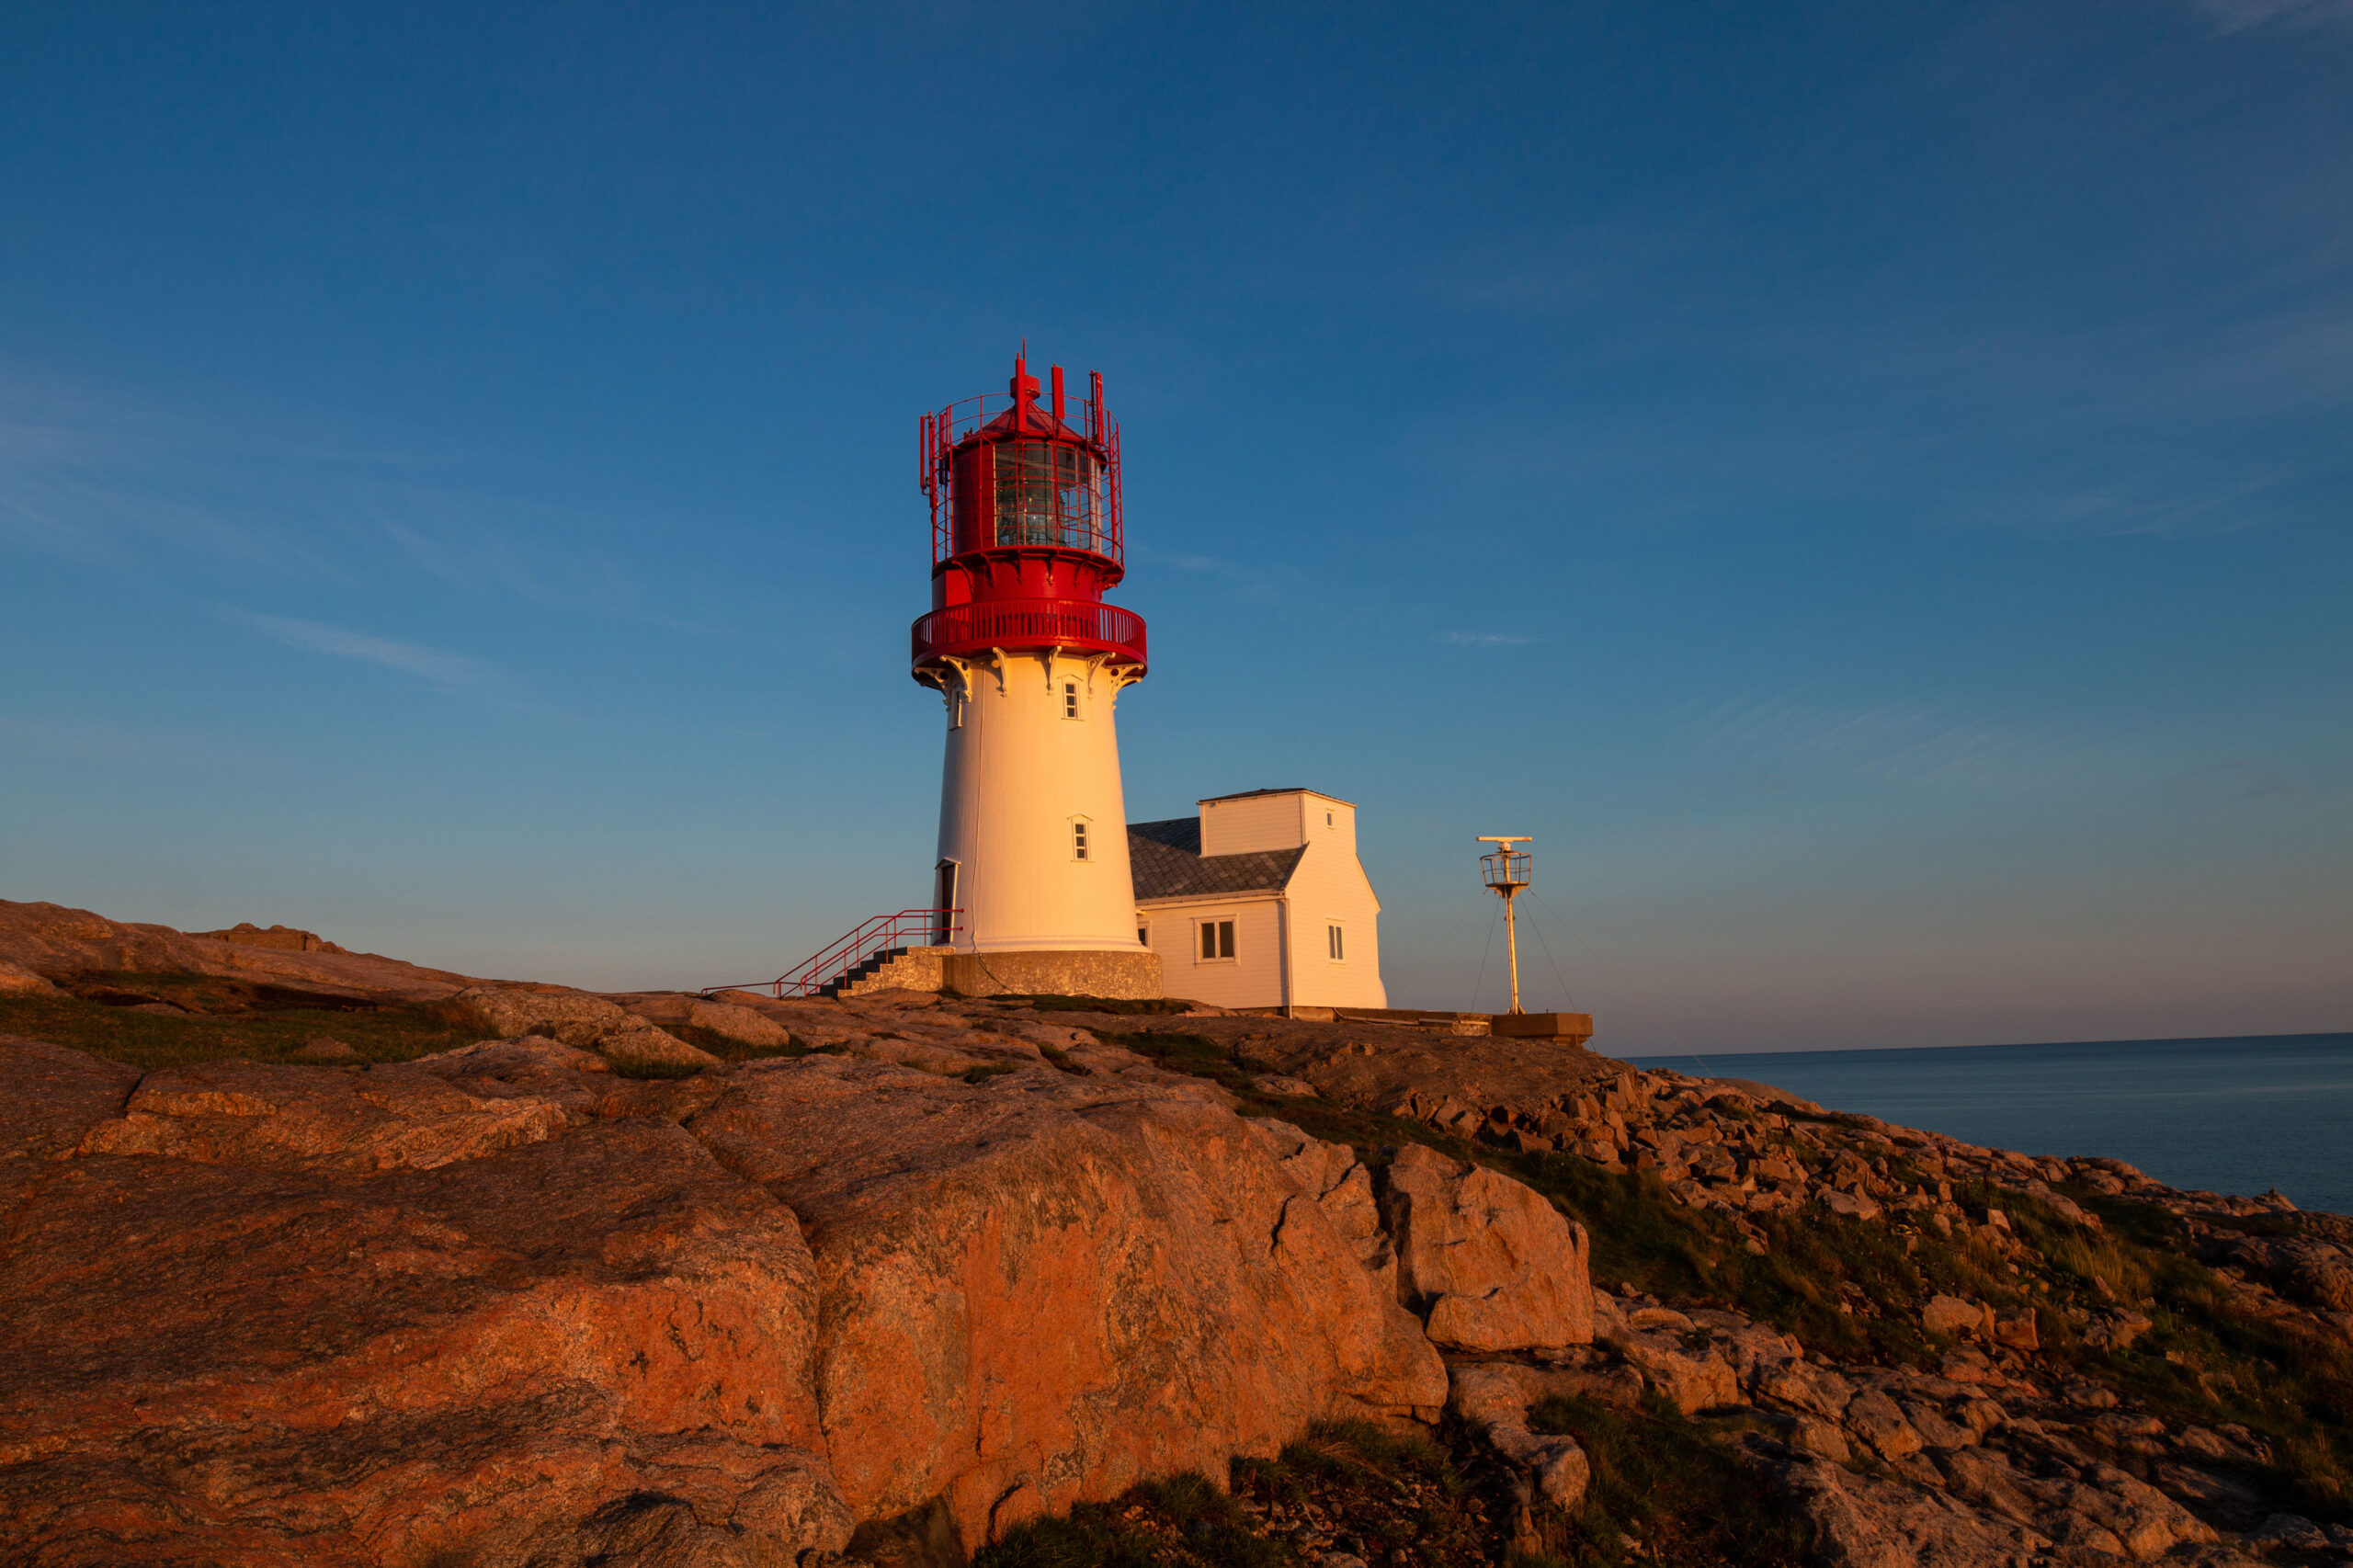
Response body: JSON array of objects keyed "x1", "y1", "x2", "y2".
[
  {"x1": 703, "y1": 909, "x2": 961, "y2": 1000},
  {"x1": 911, "y1": 598, "x2": 1146, "y2": 669}
]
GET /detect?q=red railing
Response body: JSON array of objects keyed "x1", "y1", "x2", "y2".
[
  {"x1": 911, "y1": 598, "x2": 1146, "y2": 669},
  {"x1": 703, "y1": 909, "x2": 961, "y2": 1000}
]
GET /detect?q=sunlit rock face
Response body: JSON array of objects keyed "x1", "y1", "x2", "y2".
[{"x1": 0, "y1": 1036, "x2": 1443, "y2": 1564}]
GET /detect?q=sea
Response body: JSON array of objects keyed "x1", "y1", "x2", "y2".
[{"x1": 1626, "y1": 1032, "x2": 2353, "y2": 1219}]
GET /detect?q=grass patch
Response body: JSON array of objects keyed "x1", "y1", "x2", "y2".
[
  {"x1": 1526, "y1": 1394, "x2": 1813, "y2": 1568},
  {"x1": 976, "y1": 1471, "x2": 1282, "y2": 1568},
  {"x1": 977, "y1": 1420, "x2": 1500, "y2": 1568},
  {"x1": 1106, "y1": 1030, "x2": 1268, "y2": 1094},
  {"x1": 2020, "y1": 1193, "x2": 2353, "y2": 1518},
  {"x1": 0, "y1": 974, "x2": 494, "y2": 1070},
  {"x1": 608, "y1": 1059, "x2": 708, "y2": 1081},
  {"x1": 1017, "y1": 994, "x2": 1197, "y2": 1016},
  {"x1": 961, "y1": 1062, "x2": 1020, "y2": 1085}
]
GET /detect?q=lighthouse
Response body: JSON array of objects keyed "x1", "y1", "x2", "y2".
[{"x1": 910, "y1": 351, "x2": 1165, "y2": 1001}]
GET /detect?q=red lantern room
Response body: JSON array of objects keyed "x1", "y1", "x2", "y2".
[{"x1": 911, "y1": 350, "x2": 1148, "y2": 682}]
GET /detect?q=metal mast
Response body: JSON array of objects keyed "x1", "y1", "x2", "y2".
[{"x1": 1477, "y1": 836, "x2": 1533, "y2": 1015}]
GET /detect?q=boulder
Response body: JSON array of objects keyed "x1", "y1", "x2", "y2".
[
  {"x1": 2247, "y1": 1514, "x2": 2330, "y2": 1552},
  {"x1": 1754, "y1": 1358, "x2": 1856, "y2": 1421},
  {"x1": 453, "y1": 985, "x2": 721, "y2": 1073},
  {"x1": 1246, "y1": 1118, "x2": 1397, "y2": 1289},
  {"x1": 1842, "y1": 1387, "x2": 1925, "y2": 1461},
  {"x1": 1821, "y1": 1188, "x2": 1883, "y2": 1221},
  {"x1": 2084, "y1": 1310, "x2": 2154, "y2": 1351},
  {"x1": 687, "y1": 998, "x2": 796, "y2": 1049},
  {"x1": 1378, "y1": 1142, "x2": 1595, "y2": 1352},
  {"x1": 1923, "y1": 1293, "x2": 1992, "y2": 1337},
  {"x1": 1446, "y1": 1363, "x2": 1591, "y2": 1508},
  {"x1": 291, "y1": 1035, "x2": 363, "y2": 1062},
  {"x1": 1612, "y1": 1328, "x2": 1741, "y2": 1415},
  {"x1": 681, "y1": 1056, "x2": 1448, "y2": 1554},
  {"x1": 1991, "y1": 1311, "x2": 2040, "y2": 1353},
  {"x1": 1776, "y1": 1448, "x2": 2048, "y2": 1568},
  {"x1": 0, "y1": 958, "x2": 59, "y2": 994}
]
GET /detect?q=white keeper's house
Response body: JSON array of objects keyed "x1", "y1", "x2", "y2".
[{"x1": 1129, "y1": 788, "x2": 1387, "y2": 1012}]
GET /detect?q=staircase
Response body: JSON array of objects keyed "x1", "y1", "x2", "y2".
[
  {"x1": 828, "y1": 946, "x2": 949, "y2": 998},
  {"x1": 702, "y1": 909, "x2": 961, "y2": 1001}
]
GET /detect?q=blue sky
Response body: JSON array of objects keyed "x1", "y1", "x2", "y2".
[{"x1": 3, "y1": 1, "x2": 2347, "y2": 1051}]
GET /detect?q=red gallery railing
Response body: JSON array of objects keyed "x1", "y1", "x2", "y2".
[
  {"x1": 911, "y1": 598, "x2": 1146, "y2": 669},
  {"x1": 702, "y1": 908, "x2": 961, "y2": 1000}
]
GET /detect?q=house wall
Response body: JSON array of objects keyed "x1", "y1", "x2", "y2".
[
  {"x1": 1136, "y1": 894, "x2": 1287, "y2": 1010},
  {"x1": 1283, "y1": 829, "x2": 1388, "y2": 1010},
  {"x1": 1198, "y1": 792, "x2": 1309, "y2": 856}
]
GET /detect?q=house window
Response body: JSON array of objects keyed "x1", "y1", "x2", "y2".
[
  {"x1": 1325, "y1": 811, "x2": 1334, "y2": 826},
  {"x1": 1137, "y1": 917, "x2": 1150, "y2": 946},
  {"x1": 1073, "y1": 821, "x2": 1090, "y2": 861},
  {"x1": 1063, "y1": 680, "x2": 1080, "y2": 719},
  {"x1": 1199, "y1": 918, "x2": 1235, "y2": 961},
  {"x1": 1327, "y1": 924, "x2": 1344, "y2": 960}
]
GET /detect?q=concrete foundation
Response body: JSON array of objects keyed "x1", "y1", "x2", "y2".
[
  {"x1": 1490, "y1": 1011, "x2": 1595, "y2": 1048},
  {"x1": 943, "y1": 949, "x2": 1165, "y2": 1001}
]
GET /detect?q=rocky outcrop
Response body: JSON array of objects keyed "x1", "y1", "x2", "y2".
[
  {"x1": 0, "y1": 1040, "x2": 845, "y2": 1567},
  {"x1": 192, "y1": 921, "x2": 348, "y2": 953},
  {"x1": 0, "y1": 899, "x2": 476, "y2": 1002},
  {"x1": 1447, "y1": 1364, "x2": 1592, "y2": 1513},
  {"x1": 5, "y1": 906, "x2": 2342, "y2": 1568},
  {"x1": 1247, "y1": 1117, "x2": 1400, "y2": 1290},
  {"x1": 1381, "y1": 1142, "x2": 1594, "y2": 1352},
  {"x1": 684, "y1": 1058, "x2": 1447, "y2": 1549},
  {"x1": 0, "y1": 1036, "x2": 1447, "y2": 1564},
  {"x1": 450, "y1": 985, "x2": 721, "y2": 1072},
  {"x1": 0, "y1": 958, "x2": 60, "y2": 994}
]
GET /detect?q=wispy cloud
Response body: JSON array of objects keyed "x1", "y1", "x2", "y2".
[
  {"x1": 1439, "y1": 630, "x2": 1537, "y2": 647},
  {"x1": 218, "y1": 608, "x2": 486, "y2": 687},
  {"x1": 1689, "y1": 690, "x2": 2126, "y2": 793},
  {"x1": 2200, "y1": 0, "x2": 2353, "y2": 32},
  {"x1": 2162, "y1": 760, "x2": 2296, "y2": 801}
]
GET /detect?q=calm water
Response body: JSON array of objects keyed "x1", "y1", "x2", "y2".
[{"x1": 1627, "y1": 1033, "x2": 2353, "y2": 1219}]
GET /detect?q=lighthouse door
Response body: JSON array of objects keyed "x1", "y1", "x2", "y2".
[{"x1": 933, "y1": 860, "x2": 960, "y2": 945}]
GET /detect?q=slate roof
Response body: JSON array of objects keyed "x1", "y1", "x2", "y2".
[{"x1": 1128, "y1": 817, "x2": 1306, "y2": 902}]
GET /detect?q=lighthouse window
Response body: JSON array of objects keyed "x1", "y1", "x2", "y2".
[
  {"x1": 1073, "y1": 821, "x2": 1090, "y2": 861},
  {"x1": 1063, "y1": 681, "x2": 1079, "y2": 719},
  {"x1": 1199, "y1": 919, "x2": 1235, "y2": 961},
  {"x1": 993, "y1": 440, "x2": 1103, "y2": 552}
]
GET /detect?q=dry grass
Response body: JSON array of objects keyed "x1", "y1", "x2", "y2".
[{"x1": 0, "y1": 973, "x2": 493, "y2": 1070}]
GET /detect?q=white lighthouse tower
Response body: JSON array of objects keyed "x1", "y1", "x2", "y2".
[{"x1": 909, "y1": 351, "x2": 1164, "y2": 1000}]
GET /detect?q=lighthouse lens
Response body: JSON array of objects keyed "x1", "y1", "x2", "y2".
[{"x1": 993, "y1": 440, "x2": 1102, "y2": 553}]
